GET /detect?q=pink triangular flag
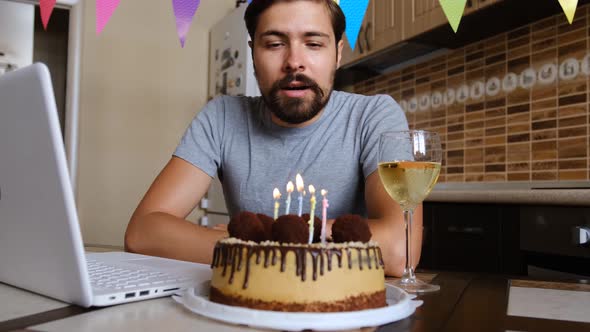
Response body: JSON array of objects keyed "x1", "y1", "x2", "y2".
[
  {"x1": 96, "y1": 0, "x2": 121, "y2": 35},
  {"x1": 172, "y1": 0, "x2": 201, "y2": 48},
  {"x1": 40, "y1": 0, "x2": 56, "y2": 30}
]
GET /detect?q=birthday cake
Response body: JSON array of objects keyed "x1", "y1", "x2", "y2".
[{"x1": 209, "y1": 213, "x2": 387, "y2": 312}]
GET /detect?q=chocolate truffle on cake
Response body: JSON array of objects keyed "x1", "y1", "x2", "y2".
[
  {"x1": 227, "y1": 211, "x2": 266, "y2": 242},
  {"x1": 331, "y1": 214, "x2": 372, "y2": 243},
  {"x1": 271, "y1": 215, "x2": 309, "y2": 244},
  {"x1": 301, "y1": 213, "x2": 322, "y2": 243},
  {"x1": 256, "y1": 213, "x2": 274, "y2": 241}
]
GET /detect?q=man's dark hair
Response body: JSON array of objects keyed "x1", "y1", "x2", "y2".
[{"x1": 244, "y1": 0, "x2": 346, "y2": 45}]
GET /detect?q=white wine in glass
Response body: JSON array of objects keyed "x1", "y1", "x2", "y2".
[{"x1": 378, "y1": 130, "x2": 442, "y2": 293}]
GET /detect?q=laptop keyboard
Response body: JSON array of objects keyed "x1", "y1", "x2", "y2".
[{"x1": 87, "y1": 259, "x2": 193, "y2": 290}]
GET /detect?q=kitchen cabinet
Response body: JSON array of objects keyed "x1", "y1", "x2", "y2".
[
  {"x1": 340, "y1": 0, "x2": 402, "y2": 67},
  {"x1": 520, "y1": 205, "x2": 590, "y2": 277},
  {"x1": 340, "y1": 0, "x2": 503, "y2": 67},
  {"x1": 403, "y1": 0, "x2": 504, "y2": 39},
  {"x1": 372, "y1": 0, "x2": 403, "y2": 56},
  {"x1": 420, "y1": 202, "x2": 524, "y2": 275},
  {"x1": 403, "y1": 0, "x2": 482, "y2": 40},
  {"x1": 421, "y1": 202, "x2": 590, "y2": 277},
  {"x1": 403, "y1": 0, "x2": 450, "y2": 41},
  {"x1": 476, "y1": 0, "x2": 503, "y2": 10}
]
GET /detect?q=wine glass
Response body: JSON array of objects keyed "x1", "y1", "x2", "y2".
[{"x1": 378, "y1": 130, "x2": 442, "y2": 293}]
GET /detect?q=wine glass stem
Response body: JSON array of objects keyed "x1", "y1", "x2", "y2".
[{"x1": 403, "y1": 209, "x2": 416, "y2": 282}]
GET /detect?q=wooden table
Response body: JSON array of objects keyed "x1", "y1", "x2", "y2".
[{"x1": 1, "y1": 272, "x2": 589, "y2": 332}]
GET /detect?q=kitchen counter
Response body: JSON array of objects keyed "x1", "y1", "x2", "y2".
[{"x1": 428, "y1": 182, "x2": 590, "y2": 206}]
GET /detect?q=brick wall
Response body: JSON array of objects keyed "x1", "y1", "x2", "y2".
[{"x1": 354, "y1": 5, "x2": 590, "y2": 184}]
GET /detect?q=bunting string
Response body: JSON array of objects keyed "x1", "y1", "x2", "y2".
[{"x1": 34, "y1": 0, "x2": 582, "y2": 45}]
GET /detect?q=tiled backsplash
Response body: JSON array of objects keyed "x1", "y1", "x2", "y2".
[{"x1": 354, "y1": 5, "x2": 590, "y2": 184}]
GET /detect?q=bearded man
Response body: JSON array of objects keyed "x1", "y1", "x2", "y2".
[{"x1": 125, "y1": 0, "x2": 416, "y2": 277}]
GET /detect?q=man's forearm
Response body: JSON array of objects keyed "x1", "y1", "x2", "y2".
[
  {"x1": 125, "y1": 212, "x2": 228, "y2": 264},
  {"x1": 367, "y1": 208, "x2": 423, "y2": 277}
]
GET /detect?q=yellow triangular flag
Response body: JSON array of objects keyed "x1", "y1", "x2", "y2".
[
  {"x1": 439, "y1": 0, "x2": 467, "y2": 33},
  {"x1": 558, "y1": 0, "x2": 579, "y2": 24}
]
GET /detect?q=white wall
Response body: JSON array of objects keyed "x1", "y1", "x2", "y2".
[
  {"x1": 76, "y1": 0, "x2": 236, "y2": 247},
  {"x1": 0, "y1": 1, "x2": 34, "y2": 70}
]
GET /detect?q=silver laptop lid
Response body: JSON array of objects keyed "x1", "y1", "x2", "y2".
[{"x1": 0, "y1": 63, "x2": 93, "y2": 307}]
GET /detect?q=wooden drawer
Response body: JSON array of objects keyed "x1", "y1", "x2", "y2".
[
  {"x1": 430, "y1": 203, "x2": 502, "y2": 273},
  {"x1": 520, "y1": 206, "x2": 590, "y2": 259}
]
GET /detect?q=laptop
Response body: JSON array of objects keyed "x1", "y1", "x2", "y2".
[{"x1": 0, "y1": 63, "x2": 211, "y2": 307}]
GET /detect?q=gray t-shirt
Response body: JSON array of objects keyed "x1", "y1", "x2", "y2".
[{"x1": 174, "y1": 91, "x2": 408, "y2": 219}]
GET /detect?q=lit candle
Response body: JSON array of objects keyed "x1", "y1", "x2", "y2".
[
  {"x1": 273, "y1": 188, "x2": 281, "y2": 220},
  {"x1": 285, "y1": 181, "x2": 294, "y2": 215},
  {"x1": 308, "y1": 185, "x2": 316, "y2": 244},
  {"x1": 296, "y1": 174, "x2": 304, "y2": 217},
  {"x1": 321, "y1": 189, "x2": 329, "y2": 244}
]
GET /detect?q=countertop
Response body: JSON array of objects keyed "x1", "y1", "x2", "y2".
[{"x1": 427, "y1": 181, "x2": 590, "y2": 206}]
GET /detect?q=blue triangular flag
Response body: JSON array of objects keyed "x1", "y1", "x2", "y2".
[{"x1": 339, "y1": 0, "x2": 370, "y2": 51}]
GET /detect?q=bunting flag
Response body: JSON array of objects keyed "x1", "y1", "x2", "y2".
[
  {"x1": 558, "y1": 0, "x2": 579, "y2": 24},
  {"x1": 172, "y1": 0, "x2": 201, "y2": 48},
  {"x1": 96, "y1": 0, "x2": 121, "y2": 35},
  {"x1": 439, "y1": 0, "x2": 467, "y2": 33},
  {"x1": 39, "y1": 0, "x2": 56, "y2": 30},
  {"x1": 339, "y1": 0, "x2": 370, "y2": 50},
  {"x1": 247, "y1": 0, "x2": 338, "y2": 4}
]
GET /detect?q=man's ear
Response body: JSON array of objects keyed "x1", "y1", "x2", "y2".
[{"x1": 336, "y1": 39, "x2": 344, "y2": 69}]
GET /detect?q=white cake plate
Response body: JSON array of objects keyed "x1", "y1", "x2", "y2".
[{"x1": 172, "y1": 281, "x2": 422, "y2": 331}]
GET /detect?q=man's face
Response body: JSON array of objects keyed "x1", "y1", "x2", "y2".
[{"x1": 251, "y1": 1, "x2": 343, "y2": 126}]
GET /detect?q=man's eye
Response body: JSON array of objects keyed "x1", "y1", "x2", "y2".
[
  {"x1": 307, "y1": 43, "x2": 323, "y2": 49},
  {"x1": 266, "y1": 42, "x2": 284, "y2": 49}
]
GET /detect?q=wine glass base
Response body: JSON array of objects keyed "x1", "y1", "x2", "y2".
[{"x1": 390, "y1": 278, "x2": 440, "y2": 294}]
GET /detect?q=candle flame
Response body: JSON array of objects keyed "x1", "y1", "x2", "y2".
[
  {"x1": 273, "y1": 188, "x2": 281, "y2": 200},
  {"x1": 321, "y1": 189, "x2": 327, "y2": 196},
  {"x1": 286, "y1": 181, "x2": 294, "y2": 193},
  {"x1": 308, "y1": 185, "x2": 316, "y2": 194},
  {"x1": 296, "y1": 174, "x2": 304, "y2": 192}
]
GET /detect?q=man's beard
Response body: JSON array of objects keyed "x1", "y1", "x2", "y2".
[{"x1": 261, "y1": 73, "x2": 332, "y2": 125}]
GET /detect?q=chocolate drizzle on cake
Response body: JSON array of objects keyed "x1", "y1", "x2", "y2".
[
  {"x1": 366, "y1": 248, "x2": 372, "y2": 269},
  {"x1": 211, "y1": 240, "x2": 385, "y2": 290}
]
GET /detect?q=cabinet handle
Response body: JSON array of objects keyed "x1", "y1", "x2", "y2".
[
  {"x1": 364, "y1": 22, "x2": 372, "y2": 52},
  {"x1": 572, "y1": 226, "x2": 590, "y2": 245},
  {"x1": 466, "y1": 0, "x2": 473, "y2": 8},
  {"x1": 357, "y1": 24, "x2": 365, "y2": 54},
  {"x1": 447, "y1": 226, "x2": 484, "y2": 234}
]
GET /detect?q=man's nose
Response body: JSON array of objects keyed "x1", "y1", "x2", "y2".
[{"x1": 283, "y1": 46, "x2": 305, "y2": 73}]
